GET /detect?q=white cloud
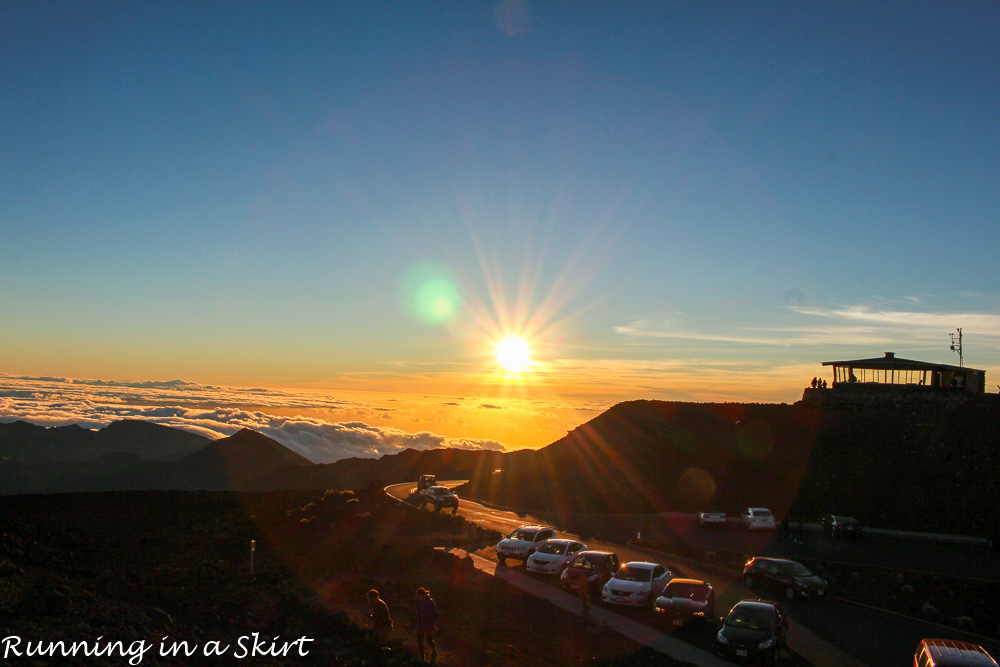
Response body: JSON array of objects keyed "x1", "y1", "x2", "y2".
[{"x1": 0, "y1": 376, "x2": 510, "y2": 463}]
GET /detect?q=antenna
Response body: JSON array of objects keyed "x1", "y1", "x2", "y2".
[{"x1": 949, "y1": 328, "x2": 963, "y2": 367}]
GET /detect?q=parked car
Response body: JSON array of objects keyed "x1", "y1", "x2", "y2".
[
  {"x1": 821, "y1": 514, "x2": 863, "y2": 540},
  {"x1": 525, "y1": 538, "x2": 587, "y2": 575},
  {"x1": 560, "y1": 550, "x2": 620, "y2": 596},
  {"x1": 601, "y1": 561, "x2": 673, "y2": 607},
  {"x1": 741, "y1": 507, "x2": 777, "y2": 530},
  {"x1": 743, "y1": 556, "x2": 827, "y2": 600},
  {"x1": 420, "y1": 485, "x2": 459, "y2": 513},
  {"x1": 914, "y1": 639, "x2": 998, "y2": 666},
  {"x1": 495, "y1": 525, "x2": 555, "y2": 565},
  {"x1": 653, "y1": 578, "x2": 715, "y2": 626},
  {"x1": 716, "y1": 599, "x2": 788, "y2": 664},
  {"x1": 417, "y1": 474, "x2": 436, "y2": 491},
  {"x1": 698, "y1": 509, "x2": 728, "y2": 527}
]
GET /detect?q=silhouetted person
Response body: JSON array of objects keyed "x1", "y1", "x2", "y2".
[
  {"x1": 811, "y1": 377, "x2": 818, "y2": 389},
  {"x1": 365, "y1": 589, "x2": 392, "y2": 643},
  {"x1": 415, "y1": 587, "x2": 438, "y2": 663}
]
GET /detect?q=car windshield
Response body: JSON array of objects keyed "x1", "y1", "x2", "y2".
[
  {"x1": 664, "y1": 583, "x2": 708, "y2": 600},
  {"x1": 570, "y1": 554, "x2": 604, "y2": 570},
  {"x1": 433, "y1": 488, "x2": 451, "y2": 496},
  {"x1": 834, "y1": 515, "x2": 856, "y2": 524},
  {"x1": 509, "y1": 529, "x2": 538, "y2": 541},
  {"x1": 755, "y1": 509, "x2": 773, "y2": 517},
  {"x1": 780, "y1": 561, "x2": 814, "y2": 577},
  {"x1": 726, "y1": 607, "x2": 774, "y2": 631},
  {"x1": 538, "y1": 542, "x2": 567, "y2": 555},
  {"x1": 614, "y1": 566, "x2": 653, "y2": 582}
]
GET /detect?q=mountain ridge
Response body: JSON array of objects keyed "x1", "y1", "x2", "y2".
[{"x1": 3, "y1": 396, "x2": 998, "y2": 535}]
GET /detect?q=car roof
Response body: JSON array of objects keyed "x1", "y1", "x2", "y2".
[
  {"x1": 514, "y1": 525, "x2": 550, "y2": 531},
  {"x1": 576, "y1": 550, "x2": 615, "y2": 557},
  {"x1": 542, "y1": 538, "x2": 575, "y2": 544},
  {"x1": 921, "y1": 639, "x2": 997, "y2": 664},
  {"x1": 753, "y1": 556, "x2": 796, "y2": 564},
  {"x1": 665, "y1": 578, "x2": 709, "y2": 587},
  {"x1": 748, "y1": 506, "x2": 771, "y2": 511},
  {"x1": 622, "y1": 561, "x2": 658, "y2": 569},
  {"x1": 731, "y1": 599, "x2": 778, "y2": 612}
]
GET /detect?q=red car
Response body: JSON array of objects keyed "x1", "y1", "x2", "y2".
[
  {"x1": 653, "y1": 578, "x2": 715, "y2": 626},
  {"x1": 559, "y1": 550, "x2": 620, "y2": 595}
]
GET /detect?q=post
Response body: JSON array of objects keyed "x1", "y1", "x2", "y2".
[{"x1": 250, "y1": 539, "x2": 256, "y2": 577}]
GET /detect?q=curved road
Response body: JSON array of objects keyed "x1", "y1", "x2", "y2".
[{"x1": 386, "y1": 482, "x2": 1000, "y2": 666}]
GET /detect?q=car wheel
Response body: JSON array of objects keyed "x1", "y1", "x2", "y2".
[
  {"x1": 434, "y1": 504, "x2": 441, "y2": 513},
  {"x1": 784, "y1": 586, "x2": 796, "y2": 601},
  {"x1": 743, "y1": 574, "x2": 754, "y2": 589},
  {"x1": 498, "y1": 555, "x2": 506, "y2": 566}
]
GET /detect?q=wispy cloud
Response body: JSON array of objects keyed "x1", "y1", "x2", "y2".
[
  {"x1": 788, "y1": 304, "x2": 1000, "y2": 331},
  {"x1": 0, "y1": 376, "x2": 510, "y2": 463},
  {"x1": 616, "y1": 298, "x2": 1000, "y2": 351}
]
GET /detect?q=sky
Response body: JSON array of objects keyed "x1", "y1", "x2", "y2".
[{"x1": 2, "y1": 1, "x2": 999, "y2": 460}]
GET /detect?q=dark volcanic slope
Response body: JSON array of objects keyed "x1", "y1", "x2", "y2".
[
  {"x1": 161, "y1": 428, "x2": 314, "y2": 490},
  {"x1": 0, "y1": 419, "x2": 210, "y2": 462},
  {"x1": 457, "y1": 397, "x2": 1000, "y2": 535},
  {"x1": 459, "y1": 401, "x2": 822, "y2": 517}
]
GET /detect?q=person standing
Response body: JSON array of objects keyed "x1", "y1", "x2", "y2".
[
  {"x1": 574, "y1": 570, "x2": 591, "y2": 622},
  {"x1": 365, "y1": 589, "x2": 393, "y2": 644},
  {"x1": 415, "y1": 587, "x2": 438, "y2": 663}
]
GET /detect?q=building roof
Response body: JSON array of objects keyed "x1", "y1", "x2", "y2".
[{"x1": 821, "y1": 352, "x2": 983, "y2": 374}]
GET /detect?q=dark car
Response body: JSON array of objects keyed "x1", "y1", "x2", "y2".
[
  {"x1": 716, "y1": 599, "x2": 788, "y2": 664},
  {"x1": 559, "y1": 550, "x2": 620, "y2": 596},
  {"x1": 743, "y1": 556, "x2": 827, "y2": 600},
  {"x1": 821, "y1": 514, "x2": 863, "y2": 540},
  {"x1": 653, "y1": 578, "x2": 715, "y2": 627}
]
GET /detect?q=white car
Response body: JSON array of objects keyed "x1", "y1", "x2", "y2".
[
  {"x1": 525, "y1": 539, "x2": 586, "y2": 575},
  {"x1": 698, "y1": 509, "x2": 727, "y2": 527},
  {"x1": 496, "y1": 525, "x2": 555, "y2": 565},
  {"x1": 741, "y1": 507, "x2": 777, "y2": 530},
  {"x1": 601, "y1": 561, "x2": 673, "y2": 607}
]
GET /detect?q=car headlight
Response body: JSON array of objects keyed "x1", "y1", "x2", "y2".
[
  {"x1": 716, "y1": 631, "x2": 728, "y2": 645},
  {"x1": 758, "y1": 639, "x2": 773, "y2": 650},
  {"x1": 633, "y1": 590, "x2": 646, "y2": 597}
]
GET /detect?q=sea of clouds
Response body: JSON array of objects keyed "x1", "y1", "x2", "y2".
[{"x1": 0, "y1": 375, "x2": 509, "y2": 463}]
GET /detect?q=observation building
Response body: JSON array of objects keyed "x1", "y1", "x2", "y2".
[{"x1": 802, "y1": 352, "x2": 987, "y2": 406}]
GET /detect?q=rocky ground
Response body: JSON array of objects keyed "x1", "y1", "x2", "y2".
[{"x1": 0, "y1": 486, "x2": 685, "y2": 666}]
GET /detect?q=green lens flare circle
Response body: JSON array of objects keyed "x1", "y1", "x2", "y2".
[{"x1": 400, "y1": 264, "x2": 463, "y2": 327}]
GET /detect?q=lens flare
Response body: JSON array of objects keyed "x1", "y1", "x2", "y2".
[{"x1": 400, "y1": 263, "x2": 463, "y2": 327}]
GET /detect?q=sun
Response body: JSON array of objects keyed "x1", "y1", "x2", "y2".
[{"x1": 495, "y1": 337, "x2": 532, "y2": 372}]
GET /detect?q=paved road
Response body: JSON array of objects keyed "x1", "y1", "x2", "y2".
[{"x1": 386, "y1": 482, "x2": 1000, "y2": 666}]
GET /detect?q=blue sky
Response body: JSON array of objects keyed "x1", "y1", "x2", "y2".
[{"x1": 2, "y1": 1, "x2": 999, "y2": 452}]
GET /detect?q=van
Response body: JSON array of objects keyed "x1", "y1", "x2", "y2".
[{"x1": 914, "y1": 639, "x2": 998, "y2": 667}]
